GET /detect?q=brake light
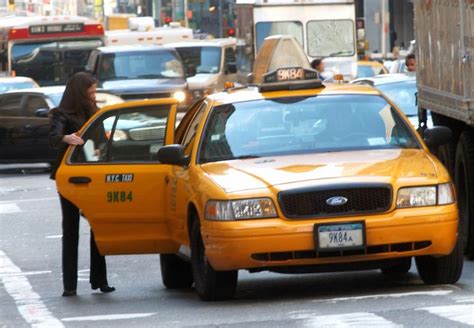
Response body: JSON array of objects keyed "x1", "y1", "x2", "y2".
[
  {"x1": 8, "y1": 28, "x2": 29, "y2": 40},
  {"x1": 84, "y1": 24, "x2": 104, "y2": 36}
]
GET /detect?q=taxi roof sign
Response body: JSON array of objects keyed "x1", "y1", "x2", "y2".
[
  {"x1": 252, "y1": 35, "x2": 313, "y2": 84},
  {"x1": 250, "y1": 35, "x2": 322, "y2": 91}
]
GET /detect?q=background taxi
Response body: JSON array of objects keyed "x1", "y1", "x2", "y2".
[{"x1": 56, "y1": 36, "x2": 462, "y2": 301}]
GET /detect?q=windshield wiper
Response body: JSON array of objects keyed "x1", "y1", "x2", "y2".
[
  {"x1": 137, "y1": 74, "x2": 163, "y2": 79},
  {"x1": 232, "y1": 155, "x2": 261, "y2": 160},
  {"x1": 328, "y1": 50, "x2": 353, "y2": 57}
]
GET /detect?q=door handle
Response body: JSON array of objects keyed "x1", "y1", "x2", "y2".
[{"x1": 69, "y1": 176, "x2": 91, "y2": 184}]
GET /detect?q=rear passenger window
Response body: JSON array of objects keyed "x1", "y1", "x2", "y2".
[
  {"x1": 0, "y1": 95, "x2": 23, "y2": 116},
  {"x1": 24, "y1": 96, "x2": 48, "y2": 116},
  {"x1": 70, "y1": 105, "x2": 170, "y2": 163}
]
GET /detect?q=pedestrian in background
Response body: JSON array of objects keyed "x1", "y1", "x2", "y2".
[
  {"x1": 405, "y1": 53, "x2": 416, "y2": 72},
  {"x1": 311, "y1": 58, "x2": 325, "y2": 80},
  {"x1": 49, "y1": 72, "x2": 115, "y2": 297}
]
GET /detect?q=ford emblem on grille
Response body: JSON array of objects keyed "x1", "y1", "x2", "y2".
[{"x1": 326, "y1": 196, "x2": 348, "y2": 206}]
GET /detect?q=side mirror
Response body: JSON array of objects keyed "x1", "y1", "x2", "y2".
[
  {"x1": 35, "y1": 108, "x2": 49, "y2": 118},
  {"x1": 423, "y1": 126, "x2": 452, "y2": 148},
  {"x1": 186, "y1": 64, "x2": 197, "y2": 78},
  {"x1": 225, "y1": 62, "x2": 237, "y2": 74},
  {"x1": 157, "y1": 144, "x2": 189, "y2": 166}
]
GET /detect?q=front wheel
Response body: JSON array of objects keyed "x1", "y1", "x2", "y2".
[
  {"x1": 191, "y1": 219, "x2": 238, "y2": 301},
  {"x1": 415, "y1": 238, "x2": 463, "y2": 285}
]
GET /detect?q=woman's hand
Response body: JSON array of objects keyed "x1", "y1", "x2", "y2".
[{"x1": 63, "y1": 133, "x2": 84, "y2": 145}]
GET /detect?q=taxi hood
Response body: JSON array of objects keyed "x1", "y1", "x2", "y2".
[{"x1": 201, "y1": 149, "x2": 439, "y2": 193}]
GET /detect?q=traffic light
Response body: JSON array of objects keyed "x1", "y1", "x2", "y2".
[{"x1": 9, "y1": 0, "x2": 15, "y2": 5}]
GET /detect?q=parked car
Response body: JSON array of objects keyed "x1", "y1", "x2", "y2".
[
  {"x1": 355, "y1": 60, "x2": 388, "y2": 79},
  {"x1": 166, "y1": 38, "x2": 238, "y2": 101},
  {"x1": 0, "y1": 76, "x2": 39, "y2": 94},
  {"x1": 0, "y1": 86, "x2": 123, "y2": 164},
  {"x1": 351, "y1": 73, "x2": 431, "y2": 128}
]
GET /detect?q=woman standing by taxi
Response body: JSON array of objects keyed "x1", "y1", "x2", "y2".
[{"x1": 49, "y1": 72, "x2": 115, "y2": 297}]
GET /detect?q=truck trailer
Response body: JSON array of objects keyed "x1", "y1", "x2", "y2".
[{"x1": 414, "y1": 0, "x2": 474, "y2": 258}]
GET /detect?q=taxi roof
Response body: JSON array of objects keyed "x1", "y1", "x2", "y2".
[{"x1": 208, "y1": 83, "x2": 381, "y2": 106}]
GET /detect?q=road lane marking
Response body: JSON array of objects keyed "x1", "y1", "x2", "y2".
[
  {"x1": 1, "y1": 270, "x2": 51, "y2": 277},
  {"x1": 0, "y1": 197, "x2": 57, "y2": 204},
  {"x1": 0, "y1": 203, "x2": 21, "y2": 214},
  {"x1": 297, "y1": 312, "x2": 402, "y2": 328},
  {"x1": 46, "y1": 235, "x2": 62, "y2": 239},
  {"x1": 0, "y1": 250, "x2": 63, "y2": 327},
  {"x1": 62, "y1": 313, "x2": 155, "y2": 321},
  {"x1": 418, "y1": 304, "x2": 474, "y2": 326},
  {"x1": 311, "y1": 289, "x2": 453, "y2": 303}
]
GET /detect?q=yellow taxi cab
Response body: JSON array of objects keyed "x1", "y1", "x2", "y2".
[{"x1": 56, "y1": 36, "x2": 462, "y2": 301}]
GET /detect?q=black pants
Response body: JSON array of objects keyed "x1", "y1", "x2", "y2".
[{"x1": 60, "y1": 194, "x2": 108, "y2": 291}]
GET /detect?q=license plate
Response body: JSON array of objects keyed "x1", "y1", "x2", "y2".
[{"x1": 315, "y1": 222, "x2": 365, "y2": 251}]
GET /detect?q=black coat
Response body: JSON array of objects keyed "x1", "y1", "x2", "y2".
[{"x1": 49, "y1": 109, "x2": 89, "y2": 180}]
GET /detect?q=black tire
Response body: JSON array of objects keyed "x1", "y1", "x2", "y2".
[
  {"x1": 160, "y1": 254, "x2": 194, "y2": 289},
  {"x1": 381, "y1": 257, "x2": 412, "y2": 276},
  {"x1": 437, "y1": 141, "x2": 456, "y2": 178},
  {"x1": 415, "y1": 237, "x2": 464, "y2": 285},
  {"x1": 191, "y1": 219, "x2": 238, "y2": 301},
  {"x1": 455, "y1": 130, "x2": 474, "y2": 259}
]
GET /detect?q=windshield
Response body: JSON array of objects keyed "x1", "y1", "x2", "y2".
[
  {"x1": 307, "y1": 20, "x2": 355, "y2": 57},
  {"x1": 0, "y1": 81, "x2": 37, "y2": 94},
  {"x1": 99, "y1": 51, "x2": 184, "y2": 81},
  {"x1": 11, "y1": 39, "x2": 103, "y2": 86},
  {"x1": 199, "y1": 95, "x2": 419, "y2": 163},
  {"x1": 377, "y1": 81, "x2": 417, "y2": 116},
  {"x1": 255, "y1": 21, "x2": 303, "y2": 53},
  {"x1": 175, "y1": 47, "x2": 221, "y2": 74}
]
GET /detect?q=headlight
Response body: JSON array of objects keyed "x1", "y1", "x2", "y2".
[
  {"x1": 396, "y1": 183, "x2": 455, "y2": 208},
  {"x1": 205, "y1": 198, "x2": 277, "y2": 221},
  {"x1": 112, "y1": 129, "x2": 128, "y2": 141},
  {"x1": 173, "y1": 91, "x2": 186, "y2": 102}
]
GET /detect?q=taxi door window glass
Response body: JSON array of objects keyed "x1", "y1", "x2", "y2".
[
  {"x1": 70, "y1": 106, "x2": 170, "y2": 163},
  {"x1": 0, "y1": 94, "x2": 22, "y2": 116},
  {"x1": 199, "y1": 95, "x2": 419, "y2": 163},
  {"x1": 24, "y1": 95, "x2": 48, "y2": 116},
  {"x1": 70, "y1": 111, "x2": 116, "y2": 163},
  {"x1": 182, "y1": 101, "x2": 207, "y2": 156},
  {"x1": 307, "y1": 20, "x2": 355, "y2": 57},
  {"x1": 255, "y1": 22, "x2": 303, "y2": 53}
]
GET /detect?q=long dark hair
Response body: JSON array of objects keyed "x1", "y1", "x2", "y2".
[{"x1": 55, "y1": 72, "x2": 98, "y2": 121}]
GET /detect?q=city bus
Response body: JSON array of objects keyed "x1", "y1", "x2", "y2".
[{"x1": 0, "y1": 15, "x2": 105, "y2": 86}]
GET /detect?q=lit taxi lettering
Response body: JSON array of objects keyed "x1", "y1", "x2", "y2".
[
  {"x1": 277, "y1": 68, "x2": 304, "y2": 81},
  {"x1": 107, "y1": 191, "x2": 133, "y2": 203}
]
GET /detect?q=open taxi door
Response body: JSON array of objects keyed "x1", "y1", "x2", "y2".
[{"x1": 55, "y1": 99, "x2": 179, "y2": 255}]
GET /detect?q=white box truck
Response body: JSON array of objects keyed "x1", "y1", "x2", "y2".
[
  {"x1": 234, "y1": 0, "x2": 358, "y2": 82},
  {"x1": 414, "y1": 0, "x2": 474, "y2": 258}
]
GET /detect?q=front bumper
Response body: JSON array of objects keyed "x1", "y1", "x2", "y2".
[{"x1": 201, "y1": 205, "x2": 458, "y2": 271}]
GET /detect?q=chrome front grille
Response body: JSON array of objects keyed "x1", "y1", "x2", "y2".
[{"x1": 278, "y1": 184, "x2": 392, "y2": 219}]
